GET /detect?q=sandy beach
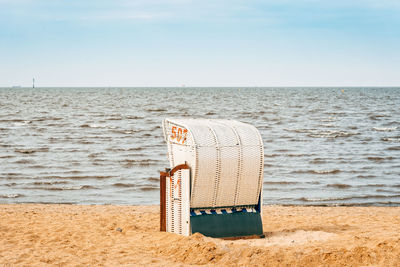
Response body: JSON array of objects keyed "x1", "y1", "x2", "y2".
[{"x1": 0, "y1": 205, "x2": 399, "y2": 266}]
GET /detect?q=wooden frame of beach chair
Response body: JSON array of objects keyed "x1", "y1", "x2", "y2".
[
  {"x1": 159, "y1": 163, "x2": 190, "y2": 232},
  {"x1": 160, "y1": 118, "x2": 264, "y2": 238}
]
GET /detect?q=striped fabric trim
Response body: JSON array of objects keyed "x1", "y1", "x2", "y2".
[{"x1": 190, "y1": 207, "x2": 257, "y2": 216}]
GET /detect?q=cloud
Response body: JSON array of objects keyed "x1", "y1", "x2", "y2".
[
  {"x1": 1, "y1": 0, "x2": 399, "y2": 30},
  {"x1": 0, "y1": 0, "x2": 174, "y2": 23},
  {"x1": 79, "y1": 11, "x2": 171, "y2": 21},
  {"x1": 250, "y1": 0, "x2": 400, "y2": 9}
]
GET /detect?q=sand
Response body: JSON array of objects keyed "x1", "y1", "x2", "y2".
[{"x1": 0, "y1": 205, "x2": 399, "y2": 266}]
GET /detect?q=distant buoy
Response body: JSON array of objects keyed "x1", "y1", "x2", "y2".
[{"x1": 341, "y1": 89, "x2": 344, "y2": 93}]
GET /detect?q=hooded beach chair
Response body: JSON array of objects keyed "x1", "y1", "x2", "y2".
[{"x1": 160, "y1": 118, "x2": 264, "y2": 238}]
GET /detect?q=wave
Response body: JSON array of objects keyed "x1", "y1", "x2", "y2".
[
  {"x1": 326, "y1": 183, "x2": 351, "y2": 189},
  {"x1": 77, "y1": 140, "x2": 96, "y2": 145},
  {"x1": 319, "y1": 117, "x2": 336, "y2": 122},
  {"x1": 298, "y1": 194, "x2": 400, "y2": 202},
  {"x1": 32, "y1": 181, "x2": 69, "y2": 186},
  {"x1": 145, "y1": 108, "x2": 167, "y2": 112},
  {"x1": 125, "y1": 115, "x2": 144, "y2": 120},
  {"x1": 110, "y1": 129, "x2": 137, "y2": 134},
  {"x1": 347, "y1": 125, "x2": 358, "y2": 130},
  {"x1": 146, "y1": 177, "x2": 159, "y2": 183},
  {"x1": 139, "y1": 186, "x2": 158, "y2": 191},
  {"x1": 274, "y1": 149, "x2": 292, "y2": 153},
  {"x1": 14, "y1": 159, "x2": 35, "y2": 164},
  {"x1": 42, "y1": 175, "x2": 115, "y2": 180},
  {"x1": 376, "y1": 189, "x2": 399, "y2": 193},
  {"x1": 369, "y1": 114, "x2": 390, "y2": 121},
  {"x1": 357, "y1": 175, "x2": 376, "y2": 179},
  {"x1": 3, "y1": 173, "x2": 22, "y2": 177},
  {"x1": 365, "y1": 184, "x2": 385, "y2": 187},
  {"x1": 0, "y1": 143, "x2": 13, "y2": 148},
  {"x1": 381, "y1": 136, "x2": 400, "y2": 142},
  {"x1": 32, "y1": 117, "x2": 62, "y2": 122},
  {"x1": 80, "y1": 123, "x2": 105, "y2": 128},
  {"x1": 43, "y1": 123, "x2": 69, "y2": 127},
  {"x1": 292, "y1": 169, "x2": 341, "y2": 175},
  {"x1": 264, "y1": 188, "x2": 280, "y2": 191},
  {"x1": 13, "y1": 149, "x2": 35, "y2": 154},
  {"x1": 383, "y1": 121, "x2": 399, "y2": 126},
  {"x1": 0, "y1": 194, "x2": 24, "y2": 199},
  {"x1": 113, "y1": 183, "x2": 135, "y2": 188},
  {"x1": 264, "y1": 181, "x2": 299, "y2": 185},
  {"x1": 106, "y1": 116, "x2": 123, "y2": 121},
  {"x1": 320, "y1": 124, "x2": 335, "y2": 128},
  {"x1": 0, "y1": 155, "x2": 14, "y2": 159},
  {"x1": 367, "y1": 156, "x2": 393, "y2": 162},
  {"x1": 372, "y1": 127, "x2": 397, "y2": 132},
  {"x1": 0, "y1": 119, "x2": 27, "y2": 123},
  {"x1": 309, "y1": 158, "x2": 327, "y2": 164},
  {"x1": 14, "y1": 147, "x2": 49, "y2": 154},
  {"x1": 22, "y1": 201, "x2": 76, "y2": 204},
  {"x1": 286, "y1": 153, "x2": 312, "y2": 157},
  {"x1": 120, "y1": 159, "x2": 161, "y2": 168},
  {"x1": 106, "y1": 147, "x2": 145, "y2": 152},
  {"x1": 30, "y1": 185, "x2": 98, "y2": 191},
  {"x1": 278, "y1": 201, "x2": 400, "y2": 207},
  {"x1": 88, "y1": 152, "x2": 104, "y2": 158},
  {"x1": 29, "y1": 165, "x2": 46, "y2": 169},
  {"x1": 307, "y1": 130, "x2": 358, "y2": 138},
  {"x1": 13, "y1": 121, "x2": 32, "y2": 126},
  {"x1": 387, "y1": 146, "x2": 400, "y2": 151},
  {"x1": 2, "y1": 182, "x2": 17, "y2": 187},
  {"x1": 129, "y1": 147, "x2": 144, "y2": 151},
  {"x1": 264, "y1": 154, "x2": 279, "y2": 158},
  {"x1": 284, "y1": 128, "x2": 310, "y2": 133}
]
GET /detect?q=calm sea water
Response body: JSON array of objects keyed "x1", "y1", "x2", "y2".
[{"x1": 0, "y1": 87, "x2": 399, "y2": 206}]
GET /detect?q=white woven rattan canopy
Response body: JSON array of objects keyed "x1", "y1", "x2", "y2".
[{"x1": 163, "y1": 118, "x2": 264, "y2": 209}]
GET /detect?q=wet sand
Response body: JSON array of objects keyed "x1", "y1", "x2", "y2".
[{"x1": 1, "y1": 205, "x2": 399, "y2": 266}]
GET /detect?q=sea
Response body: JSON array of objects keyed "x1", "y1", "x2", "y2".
[{"x1": 0, "y1": 87, "x2": 399, "y2": 206}]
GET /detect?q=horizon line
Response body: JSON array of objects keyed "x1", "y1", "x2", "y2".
[{"x1": 1, "y1": 86, "x2": 400, "y2": 89}]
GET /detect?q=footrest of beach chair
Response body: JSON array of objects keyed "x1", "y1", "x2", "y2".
[{"x1": 190, "y1": 211, "x2": 263, "y2": 238}]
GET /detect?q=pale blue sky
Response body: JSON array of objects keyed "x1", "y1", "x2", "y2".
[{"x1": 1, "y1": 0, "x2": 399, "y2": 87}]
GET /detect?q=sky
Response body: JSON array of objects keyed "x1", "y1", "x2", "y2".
[{"x1": 0, "y1": 0, "x2": 400, "y2": 87}]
